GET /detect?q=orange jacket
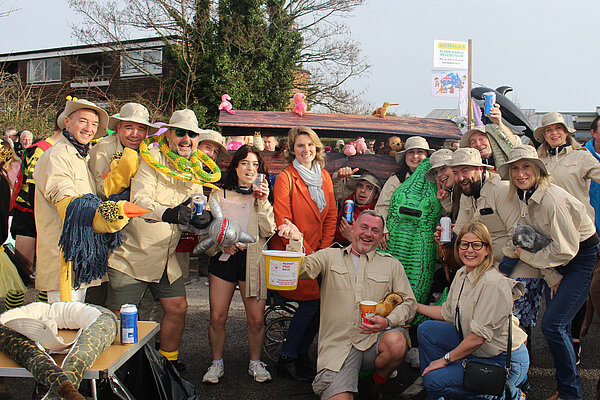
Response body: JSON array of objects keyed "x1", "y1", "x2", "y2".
[{"x1": 270, "y1": 164, "x2": 337, "y2": 300}]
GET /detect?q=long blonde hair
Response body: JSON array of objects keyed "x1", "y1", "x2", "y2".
[
  {"x1": 537, "y1": 134, "x2": 581, "y2": 158},
  {"x1": 285, "y1": 126, "x2": 325, "y2": 168},
  {"x1": 454, "y1": 221, "x2": 494, "y2": 285}
]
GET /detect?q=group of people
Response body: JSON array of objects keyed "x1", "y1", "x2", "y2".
[{"x1": 2, "y1": 96, "x2": 599, "y2": 400}]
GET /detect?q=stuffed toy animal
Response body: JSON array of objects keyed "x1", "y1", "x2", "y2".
[
  {"x1": 387, "y1": 136, "x2": 403, "y2": 157},
  {"x1": 375, "y1": 293, "x2": 404, "y2": 317},
  {"x1": 219, "y1": 94, "x2": 235, "y2": 114},
  {"x1": 355, "y1": 137, "x2": 367, "y2": 154},
  {"x1": 512, "y1": 223, "x2": 551, "y2": 252},
  {"x1": 293, "y1": 92, "x2": 307, "y2": 116},
  {"x1": 342, "y1": 142, "x2": 356, "y2": 157},
  {"x1": 372, "y1": 102, "x2": 399, "y2": 118}
]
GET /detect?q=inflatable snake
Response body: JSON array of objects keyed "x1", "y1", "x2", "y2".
[{"x1": 385, "y1": 159, "x2": 442, "y2": 325}]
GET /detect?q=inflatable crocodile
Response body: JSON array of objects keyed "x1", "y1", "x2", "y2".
[{"x1": 385, "y1": 159, "x2": 443, "y2": 325}]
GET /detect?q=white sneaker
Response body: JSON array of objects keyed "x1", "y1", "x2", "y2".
[
  {"x1": 202, "y1": 362, "x2": 224, "y2": 384},
  {"x1": 248, "y1": 361, "x2": 272, "y2": 383}
]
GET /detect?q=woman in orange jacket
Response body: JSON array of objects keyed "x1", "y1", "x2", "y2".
[{"x1": 270, "y1": 126, "x2": 337, "y2": 381}]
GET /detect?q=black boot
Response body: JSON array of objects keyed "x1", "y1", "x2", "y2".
[
  {"x1": 277, "y1": 355, "x2": 312, "y2": 382},
  {"x1": 297, "y1": 353, "x2": 315, "y2": 378}
]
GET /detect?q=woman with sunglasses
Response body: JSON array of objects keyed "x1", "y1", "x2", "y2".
[
  {"x1": 416, "y1": 221, "x2": 529, "y2": 400},
  {"x1": 498, "y1": 145, "x2": 599, "y2": 400},
  {"x1": 202, "y1": 145, "x2": 276, "y2": 384}
]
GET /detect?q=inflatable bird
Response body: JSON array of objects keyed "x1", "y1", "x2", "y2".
[
  {"x1": 293, "y1": 92, "x2": 307, "y2": 116},
  {"x1": 372, "y1": 102, "x2": 399, "y2": 118},
  {"x1": 219, "y1": 94, "x2": 235, "y2": 114}
]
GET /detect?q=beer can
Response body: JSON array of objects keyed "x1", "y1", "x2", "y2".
[
  {"x1": 120, "y1": 304, "x2": 138, "y2": 345},
  {"x1": 484, "y1": 92, "x2": 496, "y2": 116},
  {"x1": 440, "y1": 217, "x2": 452, "y2": 243},
  {"x1": 343, "y1": 200, "x2": 354, "y2": 222},
  {"x1": 190, "y1": 194, "x2": 205, "y2": 219}
]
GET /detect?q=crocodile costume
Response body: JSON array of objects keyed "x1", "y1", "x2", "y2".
[{"x1": 385, "y1": 159, "x2": 444, "y2": 325}]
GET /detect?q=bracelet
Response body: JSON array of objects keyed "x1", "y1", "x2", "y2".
[{"x1": 385, "y1": 317, "x2": 393, "y2": 330}]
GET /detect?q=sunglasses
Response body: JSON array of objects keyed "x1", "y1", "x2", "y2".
[
  {"x1": 457, "y1": 240, "x2": 486, "y2": 251},
  {"x1": 174, "y1": 128, "x2": 199, "y2": 139}
]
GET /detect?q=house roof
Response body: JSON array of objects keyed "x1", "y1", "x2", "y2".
[
  {"x1": 218, "y1": 110, "x2": 461, "y2": 142},
  {"x1": 0, "y1": 36, "x2": 176, "y2": 62}
]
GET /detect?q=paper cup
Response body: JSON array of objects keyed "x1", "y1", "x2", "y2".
[{"x1": 360, "y1": 300, "x2": 377, "y2": 325}]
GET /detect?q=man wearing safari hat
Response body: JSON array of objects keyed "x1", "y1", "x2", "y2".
[
  {"x1": 425, "y1": 149, "x2": 454, "y2": 216},
  {"x1": 197, "y1": 129, "x2": 228, "y2": 163},
  {"x1": 88, "y1": 102, "x2": 159, "y2": 200},
  {"x1": 460, "y1": 104, "x2": 521, "y2": 169},
  {"x1": 34, "y1": 98, "x2": 141, "y2": 303},
  {"x1": 106, "y1": 109, "x2": 213, "y2": 370},
  {"x1": 334, "y1": 169, "x2": 382, "y2": 245}
]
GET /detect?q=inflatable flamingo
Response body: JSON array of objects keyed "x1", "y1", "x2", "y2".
[
  {"x1": 219, "y1": 94, "x2": 235, "y2": 114},
  {"x1": 293, "y1": 92, "x2": 307, "y2": 116}
]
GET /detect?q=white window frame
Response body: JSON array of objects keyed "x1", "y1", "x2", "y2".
[
  {"x1": 120, "y1": 48, "x2": 162, "y2": 77},
  {"x1": 27, "y1": 58, "x2": 61, "y2": 83}
]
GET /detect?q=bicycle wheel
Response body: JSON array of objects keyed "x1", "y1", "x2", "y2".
[{"x1": 263, "y1": 316, "x2": 292, "y2": 362}]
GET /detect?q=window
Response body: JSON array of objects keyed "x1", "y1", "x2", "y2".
[
  {"x1": 27, "y1": 58, "x2": 61, "y2": 83},
  {"x1": 120, "y1": 49, "x2": 162, "y2": 76}
]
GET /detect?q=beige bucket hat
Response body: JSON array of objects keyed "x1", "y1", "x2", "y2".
[
  {"x1": 395, "y1": 136, "x2": 433, "y2": 164},
  {"x1": 349, "y1": 170, "x2": 382, "y2": 192},
  {"x1": 197, "y1": 129, "x2": 229, "y2": 162},
  {"x1": 447, "y1": 147, "x2": 495, "y2": 169},
  {"x1": 460, "y1": 126, "x2": 487, "y2": 148},
  {"x1": 425, "y1": 149, "x2": 453, "y2": 183},
  {"x1": 108, "y1": 103, "x2": 159, "y2": 135},
  {"x1": 158, "y1": 109, "x2": 203, "y2": 135},
  {"x1": 57, "y1": 98, "x2": 109, "y2": 139},
  {"x1": 497, "y1": 144, "x2": 548, "y2": 180},
  {"x1": 533, "y1": 112, "x2": 576, "y2": 143}
]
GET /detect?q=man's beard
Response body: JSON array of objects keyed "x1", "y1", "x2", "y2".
[
  {"x1": 457, "y1": 178, "x2": 481, "y2": 197},
  {"x1": 169, "y1": 141, "x2": 192, "y2": 159}
]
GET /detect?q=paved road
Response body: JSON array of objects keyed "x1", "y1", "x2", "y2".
[{"x1": 6, "y1": 272, "x2": 600, "y2": 399}]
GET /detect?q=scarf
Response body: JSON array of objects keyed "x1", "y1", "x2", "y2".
[
  {"x1": 547, "y1": 143, "x2": 570, "y2": 156},
  {"x1": 293, "y1": 159, "x2": 326, "y2": 212},
  {"x1": 517, "y1": 185, "x2": 537, "y2": 205},
  {"x1": 62, "y1": 129, "x2": 90, "y2": 157}
]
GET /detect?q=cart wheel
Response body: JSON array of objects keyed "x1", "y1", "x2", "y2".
[{"x1": 263, "y1": 315, "x2": 292, "y2": 362}]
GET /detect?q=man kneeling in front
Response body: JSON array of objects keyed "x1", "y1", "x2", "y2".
[{"x1": 278, "y1": 210, "x2": 416, "y2": 399}]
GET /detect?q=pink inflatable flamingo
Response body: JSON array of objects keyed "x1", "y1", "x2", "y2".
[
  {"x1": 219, "y1": 94, "x2": 235, "y2": 114},
  {"x1": 293, "y1": 92, "x2": 307, "y2": 116}
]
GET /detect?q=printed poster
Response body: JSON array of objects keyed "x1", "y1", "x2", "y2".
[
  {"x1": 433, "y1": 40, "x2": 468, "y2": 69},
  {"x1": 430, "y1": 69, "x2": 468, "y2": 97}
]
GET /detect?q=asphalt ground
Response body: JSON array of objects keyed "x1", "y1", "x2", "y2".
[{"x1": 4, "y1": 266, "x2": 600, "y2": 399}]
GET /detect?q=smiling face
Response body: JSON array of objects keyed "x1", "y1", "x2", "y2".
[
  {"x1": 293, "y1": 133, "x2": 316, "y2": 168},
  {"x1": 235, "y1": 151, "x2": 259, "y2": 187},
  {"x1": 354, "y1": 180, "x2": 379, "y2": 206},
  {"x1": 510, "y1": 159, "x2": 537, "y2": 191},
  {"x1": 469, "y1": 132, "x2": 492, "y2": 160},
  {"x1": 117, "y1": 121, "x2": 148, "y2": 150},
  {"x1": 64, "y1": 109, "x2": 99, "y2": 145},
  {"x1": 543, "y1": 123, "x2": 569, "y2": 148},
  {"x1": 434, "y1": 165, "x2": 454, "y2": 189},
  {"x1": 165, "y1": 128, "x2": 199, "y2": 159},
  {"x1": 263, "y1": 136, "x2": 278, "y2": 151},
  {"x1": 458, "y1": 232, "x2": 489, "y2": 271},
  {"x1": 452, "y1": 165, "x2": 483, "y2": 196},
  {"x1": 405, "y1": 149, "x2": 427, "y2": 171},
  {"x1": 198, "y1": 140, "x2": 220, "y2": 161},
  {"x1": 351, "y1": 213, "x2": 384, "y2": 254}
]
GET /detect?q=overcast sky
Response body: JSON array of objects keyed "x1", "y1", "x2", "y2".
[{"x1": 1, "y1": 0, "x2": 598, "y2": 117}]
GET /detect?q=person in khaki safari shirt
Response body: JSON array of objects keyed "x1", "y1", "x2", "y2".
[
  {"x1": 105, "y1": 109, "x2": 213, "y2": 370},
  {"x1": 277, "y1": 210, "x2": 416, "y2": 400},
  {"x1": 34, "y1": 98, "x2": 131, "y2": 303}
]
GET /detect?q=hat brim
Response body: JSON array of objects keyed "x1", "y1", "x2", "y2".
[
  {"x1": 533, "y1": 122, "x2": 576, "y2": 143},
  {"x1": 425, "y1": 163, "x2": 447, "y2": 183},
  {"x1": 447, "y1": 159, "x2": 495, "y2": 170},
  {"x1": 460, "y1": 127, "x2": 487, "y2": 148},
  {"x1": 108, "y1": 115, "x2": 159, "y2": 135},
  {"x1": 497, "y1": 156, "x2": 547, "y2": 180},
  {"x1": 159, "y1": 122, "x2": 204, "y2": 135},
  {"x1": 199, "y1": 138, "x2": 229, "y2": 162},
  {"x1": 395, "y1": 147, "x2": 434, "y2": 164},
  {"x1": 348, "y1": 174, "x2": 381, "y2": 192}
]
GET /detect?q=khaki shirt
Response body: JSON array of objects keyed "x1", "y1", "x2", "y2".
[
  {"x1": 454, "y1": 172, "x2": 543, "y2": 280},
  {"x1": 33, "y1": 137, "x2": 101, "y2": 291},
  {"x1": 375, "y1": 174, "x2": 402, "y2": 234},
  {"x1": 108, "y1": 146, "x2": 204, "y2": 283},
  {"x1": 441, "y1": 267, "x2": 528, "y2": 358},
  {"x1": 539, "y1": 145, "x2": 600, "y2": 221},
  {"x1": 88, "y1": 134, "x2": 124, "y2": 199},
  {"x1": 289, "y1": 244, "x2": 416, "y2": 373},
  {"x1": 514, "y1": 184, "x2": 596, "y2": 287}
]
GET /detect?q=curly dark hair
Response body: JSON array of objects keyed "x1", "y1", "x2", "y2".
[{"x1": 221, "y1": 145, "x2": 270, "y2": 192}]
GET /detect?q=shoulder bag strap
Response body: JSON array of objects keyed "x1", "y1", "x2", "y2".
[
  {"x1": 284, "y1": 169, "x2": 293, "y2": 202},
  {"x1": 505, "y1": 314, "x2": 513, "y2": 398},
  {"x1": 454, "y1": 277, "x2": 467, "y2": 341}
]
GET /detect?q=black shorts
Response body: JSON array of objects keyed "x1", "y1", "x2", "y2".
[
  {"x1": 209, "y1": 251, "x2": 247, "y2": 283},
  {"x1": 11, "y1": 209, "x2": 36, "y2": 238}
]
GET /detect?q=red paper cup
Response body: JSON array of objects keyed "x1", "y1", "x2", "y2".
[{"x1": 360, "y1": 300, "x2": 377, "y2": 325}]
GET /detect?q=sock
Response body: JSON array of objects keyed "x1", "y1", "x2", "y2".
[
  {"x1": 212, "y1": 359, "x2": 224, "y2": 364},
  {"x1": 372, "y1": 372, "x2": 388, "y2": 384},
  {"x1": 5, "y1": 290, "x2": 24, "y2": 310},
  {"x1": 38, "y1": 291, "x2": 48, "y2": 303},
  {"x1": 250, "y1": 360, "x2": 260, "y2": 365},
  {"x1": 159, "y1": 349, "x2": 178, "y2": 361}
]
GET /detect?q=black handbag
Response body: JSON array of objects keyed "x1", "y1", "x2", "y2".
[{"x1": 455, "y1": 278, "x2": 512, "y2": 398}]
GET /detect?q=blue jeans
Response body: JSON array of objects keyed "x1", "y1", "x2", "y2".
[
  {"x1": 281, "y1": 299, "x2": 320, "y2": 358},
  {"x1": 418, "y1": 320, "x2": 529, "y2": 400},
  {"x1": 541, "y1": 244, "x2": 599, "y2": 400}
]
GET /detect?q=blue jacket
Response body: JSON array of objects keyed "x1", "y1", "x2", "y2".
[{"x1": 585, "y1": 139, "x2": 600, "y2": 233}]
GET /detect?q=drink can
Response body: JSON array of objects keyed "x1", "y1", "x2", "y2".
[
  {"x1": 343, "y1": 200, "x2": 354, "y2": 222},
  {"x1": 440, "y1": 217, "x2": 452, "y2": 243},
  {"x1": 190, "y1": 194, "x2": 205, "y2": 219},
  {"x1": 120, "y1": 304, "x2": 138, "y2": 344},
  {"x1": 484, "y1": 92, "x2": 496, "y2": 116}
]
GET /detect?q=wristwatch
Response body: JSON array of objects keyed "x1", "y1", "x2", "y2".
[
  {"x1": 443, "y1": 352, "x2": 451, "y2": 363},
  {"x1": 384, "y1": 318, "x2": 393, "y2": 331}
]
